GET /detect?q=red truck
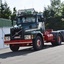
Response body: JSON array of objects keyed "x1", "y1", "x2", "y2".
[{"x1": 4, "y1": 9, "x2": 62, "y2": 51}]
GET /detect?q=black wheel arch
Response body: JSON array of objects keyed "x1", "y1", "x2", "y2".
[
  {"x1": 33, "y1": 33, "x2": 44, "y2": 41},
  {"x1": 52, "y1": 31, "x2": 61, "y2": 39}
]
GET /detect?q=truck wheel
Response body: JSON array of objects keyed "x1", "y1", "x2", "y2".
[
  {"x1": 33, "y1": 36, "x2": 44, "y2": 51},
  {"x1": 51, "y1": 35, "x2": 61, "y2": 46},
  {"x1": 10, "y1": 44, "x2": 19, "y2": 52}
]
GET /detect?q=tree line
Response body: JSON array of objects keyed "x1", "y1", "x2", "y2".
[
  {"x1": 43, "y1": 0, "x2": 64, "y2": 30},
  {"x1": 0, "y1": 0, "x2": 64, "y2": 30},
  {"x1": 0, "y1": 2, "x2": 16, "y2": 20}
]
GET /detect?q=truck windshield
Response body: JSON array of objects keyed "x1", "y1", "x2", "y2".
[{"x1": 17, "y1": 16, "x2": 35, "y2": 25}]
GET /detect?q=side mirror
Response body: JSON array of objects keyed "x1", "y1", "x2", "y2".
[{"x1": 38, "y1": 18, "x2": 45, "y2": 22}]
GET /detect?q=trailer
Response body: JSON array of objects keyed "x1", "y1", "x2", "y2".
[{"x1": 4, "y1": 9, "x2": 62, "y2": 51}]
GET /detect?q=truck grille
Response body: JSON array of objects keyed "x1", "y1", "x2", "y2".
[{"x1": 10, "y1": 28, "x2": 24, "y2": 40}]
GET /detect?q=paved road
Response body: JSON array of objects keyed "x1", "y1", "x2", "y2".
[{"x1": 0, "y1": 43, "x2": 64, "y2": 64}]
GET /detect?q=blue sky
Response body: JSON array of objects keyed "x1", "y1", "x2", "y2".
[{"x1": 2, "y1": 0, "x2": 64, "y2": 12}]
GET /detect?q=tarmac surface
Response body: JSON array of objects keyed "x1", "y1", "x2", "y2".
[{"x1": 0, "y1": 43, "x2": 64, "y2": 64}]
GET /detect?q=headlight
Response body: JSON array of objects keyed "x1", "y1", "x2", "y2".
[
  {"x1": 4, "y1": 36, "x2": 10, "y2": 41},
  {"x1": 25, "y1": 35, "x2": 31, "y2": 39}
]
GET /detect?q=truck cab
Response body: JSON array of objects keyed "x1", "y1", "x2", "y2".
[{"x1": 10, "y1": 9, "x2": 45, "y2": 40}]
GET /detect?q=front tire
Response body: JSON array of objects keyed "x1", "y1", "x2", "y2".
[
  {"x1": 33, "y1": 36, "x2": 44, "y2": 51},
  {"x1": 10, "y1": 44, "x2": 19, "y2": 52}
]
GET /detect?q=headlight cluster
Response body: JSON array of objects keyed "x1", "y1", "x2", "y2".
[
  {"x1": 24, "y1": 35, "x2": 33, "y2": 39},
  {"x1": 4, "y1": 36, "x2": 10, "y2": 41}
]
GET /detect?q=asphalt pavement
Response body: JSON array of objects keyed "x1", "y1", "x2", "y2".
[{"x1": 0, "y1": 43, "x2": 64, "y2": 64}]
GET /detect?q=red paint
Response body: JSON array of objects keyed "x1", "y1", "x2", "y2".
[
  {"x1": 44, "y1": 34, "x2": 54, "y2": 42},
  {"x1": 4, "y1": 39, "x2": 32, "y2": 45},
  {"x1": 44, "y1": 29, "x2": 54, "y2": 42}
]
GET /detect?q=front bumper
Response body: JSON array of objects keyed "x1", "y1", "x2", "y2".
[{"x1": 4, "y1": 39, "x2": 32, "y2": 45}]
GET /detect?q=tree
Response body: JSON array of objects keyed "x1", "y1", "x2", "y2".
[
  {"x1": 43, "y1": 0, "x2": 61, "y2": 18},
  {"x1": 61, "y1": 2, "x2": 64, "y2": 17},
  {"x1": 11, "y1": 7, "x2": 17, "y2": 26},
  {"x1": 43, "y1": 8, "x2": 55, "y2": 19},
  {"x1": 43, "y1": 8, "x2": 50, "y2": 19},
  {"x1": 51, "y1": 0, "x2": 61, "y2": 16},
  {"x1": 43, "y1": 0, "x2": 64, "y2": 30},
  {"x1": 0, "y1": 2, "x2": 11, "y2": 19}
]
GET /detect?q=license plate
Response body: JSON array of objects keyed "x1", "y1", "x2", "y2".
[{"x1": 14, "y1": 36, "x2": 20, "y2": 38}]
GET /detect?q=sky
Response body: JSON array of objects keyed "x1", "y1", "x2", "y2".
[{"x1": 2, "y1": 0, "x2": 64, "y2": 12}]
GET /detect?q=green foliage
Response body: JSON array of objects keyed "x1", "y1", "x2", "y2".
[
  {"x1": 51, "y1": 0, "x2": 61, "y2": 8},
  {"x1": 45, "y1": 17, "x2": 64, "y2": 30},
  {"x1": 11, "y1": 7, "x2": 17, "y2": 26},
  {"x1": 43, "y1": 0, "x2": 64, "y2": 30},
  {"x1": 0, "y1": 2, "x2": 11, "y2": 19},
  {"x1": 11, "y1": 7, "x2": 17, "y2": 20},
  {"x1": 0, "y1": 2, "x2": 17, "y2": 26},
  {"x1": 61, "y1": 2, "x2": 64, "y2": 16},
  {"x1": 43, "y1": 8, "x2": 55, "y2": 18}
]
